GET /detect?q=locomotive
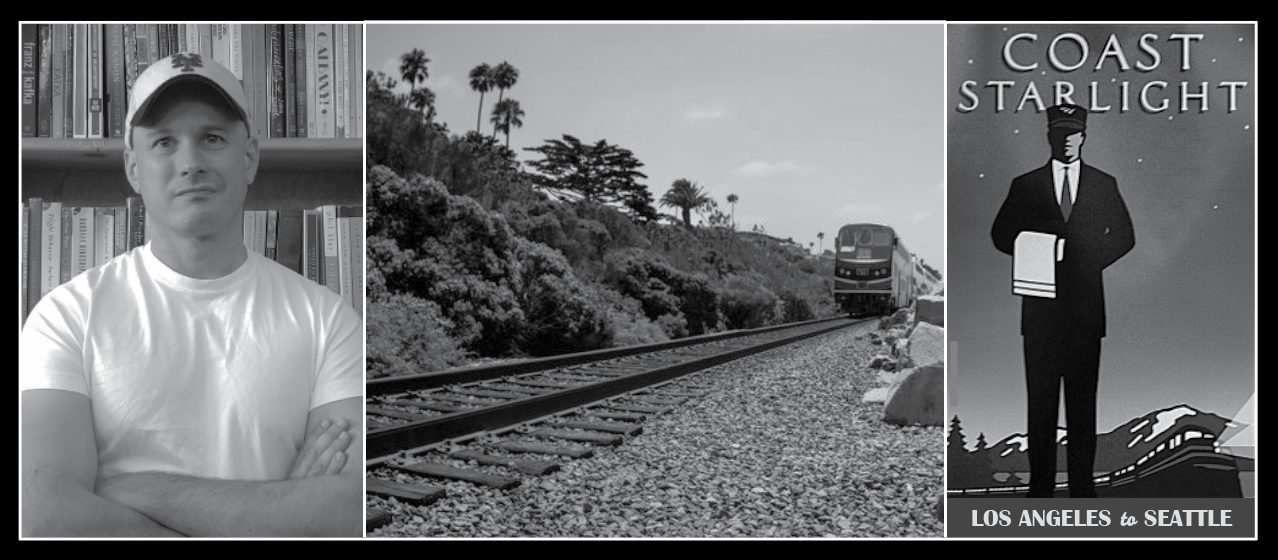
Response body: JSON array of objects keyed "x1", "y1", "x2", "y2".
[{"x1": 832, "y1": 223, "x2": 937, "y2": 316}]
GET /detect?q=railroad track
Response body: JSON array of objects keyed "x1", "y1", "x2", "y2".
[{"x1": 365, "y1": 316, "x2": 865, "y2": 532}]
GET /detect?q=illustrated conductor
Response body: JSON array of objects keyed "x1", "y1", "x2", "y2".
[
  {"x1": 991, "y1": 104, "x2": 1135, "y2": 498},
  {"x1": 20, "y1": 53, "x2": 362, "y2": 537}
]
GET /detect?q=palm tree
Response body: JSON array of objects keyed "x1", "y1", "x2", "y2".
[
  {"x1": 489, "y1": 98, "x2": 525, "y2": 148},
  {"x1": 409, "y1": 88, "x2": 436, "y2": 121},
  {"x1": 817, "y1": 231, "x2": 825, "y2": 255},
  {"x1": 727, "y1": 193, "x2": 739, "y2": 229},
  {"x1": 469, "y1": 63, "x2": 493, "y2": 135},
  {"x1": 659, "y1": 178, "x2": 711, "y2": 228},
  {"x1": 399, "y1": 49, "x2": 429, "y2": 110},
  {"x1": 488, "y1": 61, "x2": 520, "y2": 136}
]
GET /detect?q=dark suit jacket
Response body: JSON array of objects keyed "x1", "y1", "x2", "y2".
[{"x1": 991, "y1": 160, "x2": 1135, "y2": 339}]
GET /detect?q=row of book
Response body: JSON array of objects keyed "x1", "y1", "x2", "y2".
[
  {"x1": 240, "y1": 206, "x2": 364, "y2": 317},
  {"x1": 20, "y1": 23, "x2": 364, "y2": 141},
  {"x1": 19, "y1": 199, "x2": 364, "y2": 324}
]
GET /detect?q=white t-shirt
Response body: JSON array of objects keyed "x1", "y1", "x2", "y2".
[{"x1": 20, "y1": 244, "x2": 362, "y2": 481}]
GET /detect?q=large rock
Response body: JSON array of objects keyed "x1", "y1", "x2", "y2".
[
  {"x1": 901, "y1": 321, "x2": 944, "y2": 370},
  {"x1": 883, "y1": 362, "x2": 944, "y2": 426},
  {"x1": 916, "y1": 295, "x2": 944, "y2": 328}
]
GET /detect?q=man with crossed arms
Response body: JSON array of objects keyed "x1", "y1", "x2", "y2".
[{"x1": 21, "y1": 53, "x2": 362, "y2": 537}]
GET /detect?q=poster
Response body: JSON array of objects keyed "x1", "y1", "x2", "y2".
[{"x1": 945, "y1": 23, "x2": 1255, "y2": 538}]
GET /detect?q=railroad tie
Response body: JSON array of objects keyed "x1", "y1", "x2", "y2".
[
  {"x1": 367, "y1": 406, "x2": 429, "y2": 422},
  {"x1": 603, "y1": 403, "x2": 671, "y2": 414},
  {"x1": 451, "y1": 387, "x2": 527, "y2": 400},
  {"x1": 630, "y1": 396, "x2": 686, "y2": 406},
  {"x1": 367, "y1": 418, "x2": 393, "y2": 431},
  {"x1": 653, "y1": 390, "x2": 708, "y2": 399},
  {"x1": 530, "y1": 428, "x2": 624, "y2": 446},
  {"x1": 366, "y1": 507, "x2": 393, "y2": 532},
  {"x1": 504, "y1": 379, "x2": 576, "y2": 390},
  {"x1": 366, "y1": 478, "x2": 447, "y2": 506},
  {"x1": 586, "y1": 410, "x2": 647, "y2": 422},
  {"x1": 493, "y1": 440, "x2": 595, "y2": 459},
  {"x1": 552, "y1": 420, "x2": 643, "y2": 437},
  {"x1": 382, "y1": 399, "x2": 467, "y2": 413},
  {"x1": 393, "y1": 461, "x2": 521, "y2": 490},
  {"x1": 448, "y1": 449, "x2": 561, "y2": 476}
]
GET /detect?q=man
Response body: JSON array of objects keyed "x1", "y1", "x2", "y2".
[
  {"x1": 20, "y1": 53, "x2": 363, "y2": 537},
  {"x1": 990, "y1": 104, "x2": 1135, "y2": 498}
]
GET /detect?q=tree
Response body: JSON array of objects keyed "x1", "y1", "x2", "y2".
[
  {"x1": 817, "y1": 231, "x2": 825, "y2": 255},
  {"x1": 408, "y1": 87, "x2": 436, "y2": 121},
  {"x1": 489, "y1": 61, "x2": 520, "y2": 136},
  {"x1": 490, "y1": 98, "x2": 525, "y2": 148},
  {"x1": 524, "y1": 134, "x2": 654, "y2": 214},
  {"x1": 468, "y1": 63, "x2": 493, "y2": 135},
  {"x1": 727, "y1": 193, "x2": 739, "y2": 230},
  {"x1": 399, "y1": 48, "x2": 429, "y2": 110},
  {"x1": 659, "y1": 178, "x2": 712, "y2": 228}
]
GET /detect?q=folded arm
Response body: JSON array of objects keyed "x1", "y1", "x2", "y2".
[
  {"x1": 94, "y1": 397, "x2": 363, "y2": 538},
  {"x1": 22, "y1": 389, "x2": 186, "y2": 537}
]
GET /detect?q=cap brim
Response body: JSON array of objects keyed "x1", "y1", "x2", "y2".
[{"x1": 128, "y1": 74, "x2": 249, "y2": 127}]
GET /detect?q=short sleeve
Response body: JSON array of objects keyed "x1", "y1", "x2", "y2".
[
  {"x1": 310, "y1": 300, "x2": 363, "y2": 410},
  {"x1": 20, "y1": 290, "x2": 90, "y2": 396}
]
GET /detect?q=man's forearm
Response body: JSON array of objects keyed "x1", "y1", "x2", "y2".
[
  {"x1": 23, "y1": 478, "x2": 185, "y2": 538},
  {"x1": 97, "y1": 471, "x2": 361, "y2": 538}
]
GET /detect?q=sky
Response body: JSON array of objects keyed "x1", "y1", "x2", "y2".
[
  {"x1": 945, "y1": 24, "x2": 1256, "y2": 447},
  {"x1": 365, "y1": 22, "x2": 945, "y2": 270}
]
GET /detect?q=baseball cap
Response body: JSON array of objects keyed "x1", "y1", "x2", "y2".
[
  {"x1": 125, "y1": 52, "x2": 250, "y2": 149},
  {"x1": 1046, "y1": 104, "x2": 1087, "y2": 131}
]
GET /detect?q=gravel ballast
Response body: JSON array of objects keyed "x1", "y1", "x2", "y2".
[{"x1": 367, "y1": 320, "x2": 944, "y2": 538}]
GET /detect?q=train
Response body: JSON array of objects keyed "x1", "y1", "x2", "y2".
[{"x1": 832, "y1": 223, "x2": 940, "y2": 316}]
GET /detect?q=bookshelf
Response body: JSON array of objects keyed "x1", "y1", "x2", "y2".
[{"x1": 19, "y1": 23, "x2": 365, "y2": 322}]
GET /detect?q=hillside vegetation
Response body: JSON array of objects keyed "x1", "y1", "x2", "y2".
[{"x1": 365, "y1": 69, "x2": 835, "y2": 379}]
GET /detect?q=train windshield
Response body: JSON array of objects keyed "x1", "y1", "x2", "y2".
[{"x1": 838, "y1": 226, "x2": 894, "y2": 259}]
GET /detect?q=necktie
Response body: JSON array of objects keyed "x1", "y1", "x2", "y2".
[{"x1": 1061, "y1": 168, "x2": 1073, "y2": 222}]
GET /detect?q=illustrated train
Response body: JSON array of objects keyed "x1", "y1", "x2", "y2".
[{"x1": 832, "y1": 223, "x2": 940, "y2": 317}]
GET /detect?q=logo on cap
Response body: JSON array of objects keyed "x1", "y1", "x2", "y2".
[
  {"x1": 172, "y1": 53, "x2": 203, "y2": 73},
  {"x1": 1059, "y1": 106, "x2": 1075, "y2": 114}
]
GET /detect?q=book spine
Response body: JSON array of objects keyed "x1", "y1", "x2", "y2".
[
  {"x1": 94, "y1": 207, "x2": 113, "y2": 267},
  {"x1": 322, "y1": 205, "x2": 339, "y2": 294},
  {"x1": 276, "y1": 208, "x2": 303, "y2": 275},
  {"x1": 113, "y1": 205, "x2": 127, "y2": 257},
  {"x1": 254, "y1": 210, "x2": 267, "y2": 255},
  {"x1": 265, "y1": 209, "x2": 278, "y2": 261},
  {"x1": 60, "y1": 205, "x2": 73, "y2": 284},
  {"x1": 145, "y1": 24, "x2": 159, "y2": 66},
  {"x1": 229, "y1": 24, "x2": 243, "y2": 81},
  {"x1": 268, "y1": 24, "x2": 285, "y2": 139},
  {"x1": 338, "y1": 214, "x2": 350, "y2": 306},
  {"x1": 350, "y1": 216, "x2": 363, "y2": 318},
  {"x1": 168, "y1": 24, "x2": 178, "y2": 56},
  {"x1": 314, "y1": 25, "x2": 334, "y2": 138},
  {"x1": 21, "y1": 205, "x2": 27, "y2": 324},
  {"x1": 252, "y1": 24, "x2": 268, "y2": 139},
  {"x1": 72, "y1": 24, "x2": 86, "y2": 138},
  {"x1": 284, "y1": 24, "x2": 296, "y2": 138},
  {"x1": 304, "y1": 209, "x2": 319, "y2": 283},
  {"x1": 305, "y1": 24, "x2": 316, "y2": 138},
  {"x1": 295, "y1": 24, "x2": 308, "y2": 138},
  {"x1": 51, "y1": 25, "x2": 65, "y2": 139},
  {"x1": 26, "y1": 199, "x2": 42, "y2": 315},
  {"x1": 108, "y1": 24, "x2": 125, "y2": 138},
  {"x1": 126, "y1": 196, "x2": 145, "y2": 250},
  {"x1": 186, "y1": 24, "x2": 197, "y2": 54},
  {"x1": 243, "y1": 210, "x2": 255, "y2": 252},
  {"x1": 88, "y1": 24, "x2": 102, "y2": 138},
  {"x1": 63, "y1": 25, "x2": 76, "y2": 138},
  {"x1": 122, "y1": 24, "x2": 136, "y2": 119},
  {"x1": 333, "y1": 24, "x2": 345, "y2": 139},
  {"x1": 41, "y1": 202, "x2": 62, "y2": 297},
  {"x1": 72, "y1": 206, "x2": 94, "y2": 277},
  {"x1": 38, "y1": 24, "x2": 53, "y2": 137},
  {"x1": 352, "y1": 24, "x2": 362, "y2": 138},
  {"x1": 237, "y1": 25, "x2": 255, "y2": 136},
  {"x1": 22, "y1": 24, "x2": 37, "y2": 137},
  {"x1": 133, "y1": 24, "x2": 149, "y2": 79},
  {"x1": 211, "y1": 24, "x2": 227, "y2": 70},
  {"x1": 157, "y1": 23, "x2": 168, "y2": 59},
  {"x1": 198, "y1": 24, "x2": 211, "y2": 58}
]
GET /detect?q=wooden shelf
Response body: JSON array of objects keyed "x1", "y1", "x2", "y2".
[{"x1": 21, "y1": 137, "x2": 363, "y2": 171}]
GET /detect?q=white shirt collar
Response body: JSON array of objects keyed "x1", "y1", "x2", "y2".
[{"x1": 1051, "y1": 159, "x2": 1081, "y2": 204}]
